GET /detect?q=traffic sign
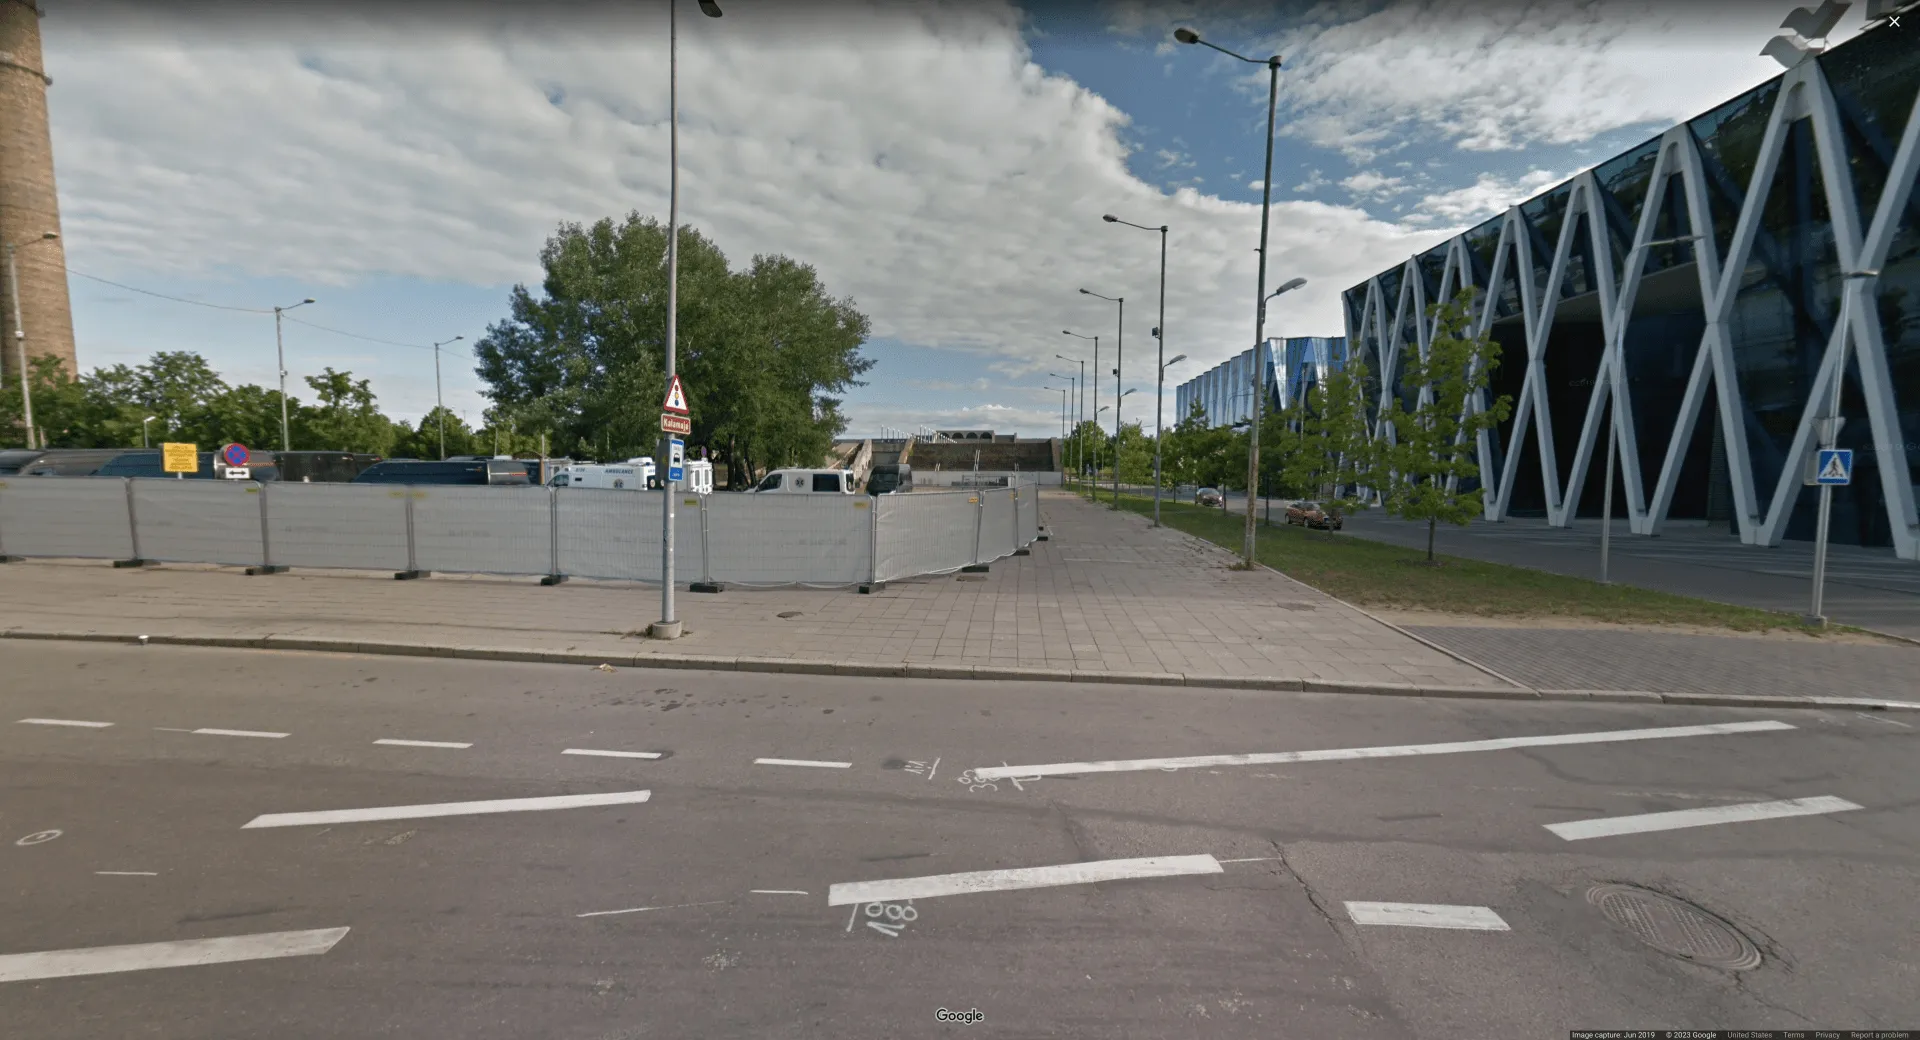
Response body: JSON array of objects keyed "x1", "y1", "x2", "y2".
[
  {"x1": 667, "y1": 438, "x2": 685, "y2": 483},
  {"x1": 1816, "y1": 448, "x2": 1853, "y2": 485},
  {"x1": 223, "y1": 467, "x2": 251, "y2": 481},
  {"x1": 660, "y1": 412, "x2": 693, "y2": 435},
  {"x1": 663, "y1": 374, "x2": 690, "y2": 414},
  {"x1": 161, "y1": 442, "x2": 198, "y2": 474},
  {"x1": 222, "y1": 442, "x2": 250, "y2": 467}
]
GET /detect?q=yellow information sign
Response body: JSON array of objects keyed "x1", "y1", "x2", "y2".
[{"x1": 161, "y1": 442, "x2": 199, "y2": 473}]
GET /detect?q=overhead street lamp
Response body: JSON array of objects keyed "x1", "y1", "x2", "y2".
[
  {"x1": 1104, "y1": 213, "x2": 1172, "y2": 523},
  {"x1": 1175, "y1": 24, "x2": 1283, "y2": 565},
  {"x1": 5, "y1": 230, "x2": 60, "y2": 450},
  {"x1": 1080, "y1": 288, "x2": 1125, "y2": 507},
  {"x1": 1042, "y1": 385, "x2": 1070, "y2": 470},
  {"x1": 432, "y1": 336, "x2": 464, "y2": 459},
  {"x1": 1061, "y1": 333, "x2": 1099, "y2": 484},
  {"x1": 273, "y1": 298, "x2": 317, "y2": 453},
  {"x1": 1050, "y1": 370, "x2": 1079, "y2": 479},
  {"x1": 653, "y1": 0, "x2": 726, "y2": 642},
  {"x1": 142, "y1": 415, "x2": 157, "y2": 448},
  {"x1": 1055, "y1": 353, "x2": 1087, "y2": 482}
]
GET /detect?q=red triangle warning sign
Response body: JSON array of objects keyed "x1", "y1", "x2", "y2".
[{"x1": 663, "y1": 374, "x2": 690, "y2": 414}]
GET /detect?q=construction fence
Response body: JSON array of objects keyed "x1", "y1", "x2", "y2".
[{"x1": 0, "y1": 478, "x2": 1041, "y2": 588}]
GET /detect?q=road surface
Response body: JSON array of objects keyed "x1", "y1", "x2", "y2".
[{"x1": 3, "y1": 640, "x2": 1916, "y2": 1038}]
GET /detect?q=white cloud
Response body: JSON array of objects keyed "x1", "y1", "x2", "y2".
[
  {"x1": 41, "y1": 0, "x2": 1470, "y2": 434},
  {"x1": 1292, "y1": 169, "x2": 1329, "y2": 192},
  {"x1": 1340, "y1": 170, "x2": 1409, "y2": 200},
  {"x1": 1410, "y1": 168, "x2": 1570, "y2": 227}
]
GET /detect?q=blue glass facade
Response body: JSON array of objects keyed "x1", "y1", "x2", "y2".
[
  {"x1": 1174, "y1": 336, "x2": 1349, "y2": 430},
  {"x1": 1339, "y1": 21, "x2": 1920, "y2": 559}
]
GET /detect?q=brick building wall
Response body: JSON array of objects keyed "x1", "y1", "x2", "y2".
[{"x1": 0, "y1": 0, "x2": 77, "y2": 381}]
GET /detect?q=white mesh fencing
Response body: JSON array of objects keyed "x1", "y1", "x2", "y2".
[
  {"x1": 705, "y1": 493, "x2": 871, "y2": 586},
  {"x1": 1018, "y1": 483, "x2": 1040, "y2": 544},
  {"x1": 0, "y1": 478, "x2": 134, "y2": 560},
  {"x1": 874, "y1": 490, "x2": 979, "y2": 581},
  {"x1": 266, "y1": 482, "x2": 410, "y2": 571},
  {"x1": 979, "y1": 486, "x2": 1019, "y2": 561},
  {"x1": 414, "y1": 486, "x2": 553, "y2": 576},
  {"x1": 132, "y1": 479, "x2": 265, "y2": 566}
]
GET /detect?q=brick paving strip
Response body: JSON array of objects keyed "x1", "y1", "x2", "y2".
[{"x1": 0, "y1": 491, "x2": 1912, "y2": 713}]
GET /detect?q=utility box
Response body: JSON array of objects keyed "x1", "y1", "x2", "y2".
[{"x1": 685, "y1": 459, "x2": 714, "y2": 495}]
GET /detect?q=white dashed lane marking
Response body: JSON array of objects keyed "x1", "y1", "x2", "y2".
[
  {"x1": 241, "y1": 790, "x2": 652, "y2": 829},
  {"x1": 563, "y1": 748, "x2": 664, "y2": 760},
  {"x1": 372, "y1": 738, "x2": 472, "y2": 749},
  {"x1": 16, "y1": 718, "x2": 113, "y2": 728},
  {"x1": 754, "y1": 757, "x2": 852, "y2": 769},
  {"x1": 0, "y1": 927, "x2": 351, "y2": 983},
  {"x1": 191, "y1": 728, "x2": 289, "y2": 739},
  {"x1": 1345, "y1": 902, "x2": 1510, "y2": 930},
  {"x1": 827, "y1": 854, "x2": 1223, "y2": 906},
  {"x1": 1545, "y1": 795, "x2": 1865, "y2": 841}
]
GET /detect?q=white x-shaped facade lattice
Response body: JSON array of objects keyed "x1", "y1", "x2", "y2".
[{"x1": 1344, "y1": 58, "x2": 1920, "y2": 561}]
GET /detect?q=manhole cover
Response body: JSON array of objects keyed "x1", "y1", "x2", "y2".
[{"x1": 1586, "y1": 884, "x2": 1761, "y2": 970}]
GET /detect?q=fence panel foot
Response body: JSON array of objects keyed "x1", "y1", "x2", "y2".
[
  {"x1": 246, "y1": 565, "x2": 289, "y2": 576},
  {"x1": 1012, "y1": 548, "x2": 1031, "y2": 556},
  {"x1": 857, "y1": 581, "x2": 886, "y2": 595},
  {"x1": 960, "y1": 564, "x2": 990, "y2": 573},
  {"x1": 0, "y1": 555, "x2": 21, "y2": 564},
  {"x1": 393, "y1": 570, "x2": 430, "y2": 581},
  {"x1": 690, "y1": 581, "x2": 724, "y2": 593},
  {"x1": 112, "y1": 558, "x2": 153, "y2": 569},
  {"x1": 540, "y1": 574, "x2": 569, "y2": 586}
]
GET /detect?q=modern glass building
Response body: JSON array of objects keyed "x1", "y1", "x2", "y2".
[
  {"x1": 1174, "y1": 336, "x2": 1348, "y2": 429},
  {"x1": 1341, "y1": 20, "x2": 1919, "y2": 559}
]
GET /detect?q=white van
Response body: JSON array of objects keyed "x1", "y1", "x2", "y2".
[
  {"x1": 751, "y1": 468, "x2": 856, "y2": 494},
  {"x1": 553, "y1": 459, "x2": 656, "y2": 490}
]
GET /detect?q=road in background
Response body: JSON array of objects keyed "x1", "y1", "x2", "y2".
[{"x1": 3, "y1": 640, "x2": 1917, "y2": 1038}]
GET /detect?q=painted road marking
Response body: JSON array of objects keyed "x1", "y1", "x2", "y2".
[
  {"x1": 750, "y1": 890, "x2": 808, "y2": 895},
  {"x1": 17, "y1": 718, "x2": 113, "y2": 728},
  {"x1": 1218, "y1": 856, "x2": 1283, "y2": 864},
  {"x1": 373, "y1": 738, "x2": 472, "y2": 749},
  {"x1": 193, "y1": 728, "x2": 290, "y2": 739},
  {"x1": 969, "y1": 720, "x2": 1796, "y2": 781},
  {"x1": 0, "y1": 927, "x2": 350, "y2": 984},
  {"x1": 1545, "y1": 795, "x2": 1864, "y2": 841},
  {"x1": 241, "y1": 790, "x2": 652, "y2": 829},
  {"x1": 1345, "y1": 902, "x2": 1510, "y2": 930},
  {"x1": 563, "y1": 748, "x2": 664, "y2": 760},
  {"x1": 577, "y1": 900, "x2": 727, "y2": 918},
  {"x1": 754, "y1": 757, "x2": 853, "y2": 769},
  {"x1": 827, "y1": 854, "x2": 1223, "y2": 906},
  {"x1": 95, "y1": 871, "x2": 158, "y2": 877}
]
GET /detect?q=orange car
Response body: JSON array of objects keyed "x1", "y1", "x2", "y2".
[{"x1": 1284, "y1": 500, "x2": 1343, "y2": 530}]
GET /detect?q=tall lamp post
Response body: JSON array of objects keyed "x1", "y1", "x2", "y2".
[
  {"x1": 1061, "y1": 333, "x2": 1098, "y2": 486},
  {"x1": 1055, "y1": 352, "x2": 1087, "y2": 482},
  {"x1": 1103, "y1": 213, "x2": 1170, "y2": 524},
  {"x1": 273, "y1": 298, "x2": 316, "y2": 453},
  {"x1": 1806, "y1": 267, "x2": 1881, "y2": 626},
  {"x1": 653, "y1": 0, "x2": 726, "y2": 642},
  {"x1": 5, "y1": 231, "x2": 60, "y2": 450},
  {"x1": 1080, "y1": 288, "x2": 1124, "y2": 507},
  {"x1": 1043, "y1": 385, "x2": 1069, "y2": 477},
  {"x1": 432, "y1": 335, "x2": 463, "y2": 459},
  {"x1": 1049, "y1": 371, "x2": 1078, "y2": 480},
  {"x1": 1175, "y1": 24, "x2": 1282, "y2": 565},
  {"x1": 1599, "y1": 234, "x2": 1700, "y2": 584},
  {"x1": 1254, "y1": 277, "x2": 1306, "y2": 539}
]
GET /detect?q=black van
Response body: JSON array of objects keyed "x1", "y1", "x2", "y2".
[
  {"x1": 351, "y1": 459, "x2": 531, "y2": 486},
  {"x1": 868, "y1": 463, "x2": 914, "y2": 494}
]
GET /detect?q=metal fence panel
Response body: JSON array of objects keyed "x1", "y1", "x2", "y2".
[
  {"x1": 1018, "y1": 483, "x2": 1040, "y2": 544},
  {"x1": 874, "y1": 490, "x2": 979, "y2": 581},
  {"x1": 705, "y1": 493, "x2": 869, "y2": 586},
  {"x1": 979, "y1": 486, "x2": 1018, "y2": 561},
  {"x1": 413, "y1": 485, "x2": 550, "y2": 576},
  {"x1": 558, "y1": 488, "x2": 661, "y2": 582},
  {"x1": 266, "y1": 482, "x2": 409, "y2": 571},
  {"x1": 0, "y1": 478, "x2": 134, "y2": 560},
  {"x1": 132, "y1": 479, "x2": 265, "y2": 565}
]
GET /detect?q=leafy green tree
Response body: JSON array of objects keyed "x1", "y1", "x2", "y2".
[
  {"x1": 472, "y1": 213, "x2": 872, "y2": 488},
  {"x1": 1279, "y1": 358, "x2": 1376, "y2": 518},
  {"x1": 1068, "y1": 419, "x2": 1105, "y2": 481},
  {"x1": 189, "y1": 384, "x2": 302, "y2": 452},
  {"x1": 301, "y1": 368, "x2": 398, "y2": 454},
  {"x1": 1374, "y1": 288, "x2": 1512, "y2": 561},
  {"x1": 392, "y1": 406, "x2": 479, "y2": 460},
  {"x1": 1, "y1": 355, "x2": 91, "y2": 448}
]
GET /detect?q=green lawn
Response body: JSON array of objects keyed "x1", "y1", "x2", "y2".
[{"x1": 1077, "y1": 488, "x2": 1832, "y2": 634}]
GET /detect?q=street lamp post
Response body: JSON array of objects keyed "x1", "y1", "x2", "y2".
[
  {"x1": 1080, "y1": 289, "x2": 1124, "y2": 507},
  {"x1": 142, "y1": 416, "x2": 156, "y2": 448},
  {"x1": 1599, "y1": 234, "x2": 1701, "y2": 585},
  {"x1": 432, "y1": 336, "x2": 464, "y2": 459},
  {"x1": 1049, "y1": 371, "x2": 1078, "y2": 480},
  {"x1": 1806, "y1": 267, "x2": 1881, "y2": 626},
  {"x1": 1175, "y1": 25, "x2": 1282, "y2": 565},
  {"x1": 5, "y1": 231, "x2": 60, "y2": 450},
  {"x1": 1056, "y1": 353, "x2": 1087, "y2": 483},
  {"x1": 653, "y1": 0, "x2": 726, "y2": 642},
  {"x1": 1061, "y1": 335, "x2": 1098, "y2": 486},
  {"x1": 272, "y1": 298, "x2": 316, "y2": 453},
  {"x1": 1104, "y1": 214, "x2": 1170, "y2": 524}
]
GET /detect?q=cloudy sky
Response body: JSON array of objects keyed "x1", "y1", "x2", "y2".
[{"x1": 43, "y1": 0, "x2": 1861, "y2": 441}]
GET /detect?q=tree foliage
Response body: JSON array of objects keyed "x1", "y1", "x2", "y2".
[{"x1": 471, "y1": 213, "x2": 873, "y2": 488}]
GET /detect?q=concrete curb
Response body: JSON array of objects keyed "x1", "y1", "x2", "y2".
[{"x1": 3, "y1": 628, "x2": 1916, "y2": 714}]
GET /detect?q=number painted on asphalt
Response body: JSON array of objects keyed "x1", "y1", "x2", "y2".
[{"x1": 15, "y1": 829, "x2": 62, "y2": 846}]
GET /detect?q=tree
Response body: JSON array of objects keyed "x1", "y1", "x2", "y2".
[
  {"x1": 1373, "y1": 288, "x2": 1512, "y2": 561},
  {"x1": 191, "y1": 384, "x2": 303, "y2": 452},
  {"x1": 1279, "y1": 357, "x2": 1376, "y2": 519},
  {"x1": 301, "y1": 368, "x2": 399, "y2": 455},
  {"x1": 472, "y1": 213, "x2": 872, "y2": 487},
  {"x1": 1068, "y1": 419, "x2": 1105, "y2": 480}
]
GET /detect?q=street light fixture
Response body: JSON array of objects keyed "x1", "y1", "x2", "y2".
[
  {"x1": 1176, "y1": 24, "x2": 1283, "y2": 566},
  {"x1": 1050, "y1": 370, "x2": 1079, "y2": 478},
  {"x1": 1062, "y1": 334, "x2": 1098, "y2": 483},
  {"x1": 272, "y1": 298, "x2": 316, "y2": 453},
  {"x1": 654, "y1": 0, "x2": 726, "y2": 642},
  {"x1": 432, "y1": 335, "x2": 464, "y2": 459},
  {"x1": 142, "y1": 415, "x2": 157, "y2": 448},
  {"x1": 5, "y1": 230, "x2": 61, "y2": 450},
  {"x1": 1105, "y1": 212, "x2": 1172, "y2": 523},
  {"x1": 1081, "y1": 288, "x2": 1125, "y2": 508}
]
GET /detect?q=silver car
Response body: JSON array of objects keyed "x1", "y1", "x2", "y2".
[{"x1": 1195, "y1": 487, "x2": 1224, "y2": 507}]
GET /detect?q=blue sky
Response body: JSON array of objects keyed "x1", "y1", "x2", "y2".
[{"x1": 42, "y1": 0, "x2": 1847, "y2": 442}]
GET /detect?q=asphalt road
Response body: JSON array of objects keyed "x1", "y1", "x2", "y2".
[{"x1": 3, "y1": 640, "x2": 1917, "y2": 1039}]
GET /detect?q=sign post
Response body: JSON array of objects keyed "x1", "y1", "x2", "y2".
[
  {"x1": 653, "y1": 373, "x2": 692, "y2": 640},
  {"x1": 161, "y1": 442, "x2": 198, "y2": 479},
  {"x1": 1806, "y1": 445, "x2": 1853, "y2": 625}
]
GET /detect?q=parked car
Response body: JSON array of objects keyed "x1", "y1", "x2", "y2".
[
  {"x1": 275, "y1": 451, "x2": 382, "y2": 483},
  {"x1": 351, "y1": 459, "x2": 531, "y2": 486},
  {"x1": 867, "y1": 463, "x2": 913, "y2": 494},
  {"x1": 751, "y1": 468, "x2": 856, "y2": 494},
  {"x1": 1285, "y1": 500, "x2": 1343, "y2": 530},
  {"x1": 1195, "y1": 487, "x2": 1224, "y2": 508}
]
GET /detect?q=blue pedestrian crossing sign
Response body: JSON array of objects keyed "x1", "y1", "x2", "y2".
[{"x1": 1815, "y1": 448, "x2": 1853, "y2": 485}]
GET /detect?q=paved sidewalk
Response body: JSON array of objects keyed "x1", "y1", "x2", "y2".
[{"x1": 0, "y1": 491, "x2": 1501, "y2": 690}]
